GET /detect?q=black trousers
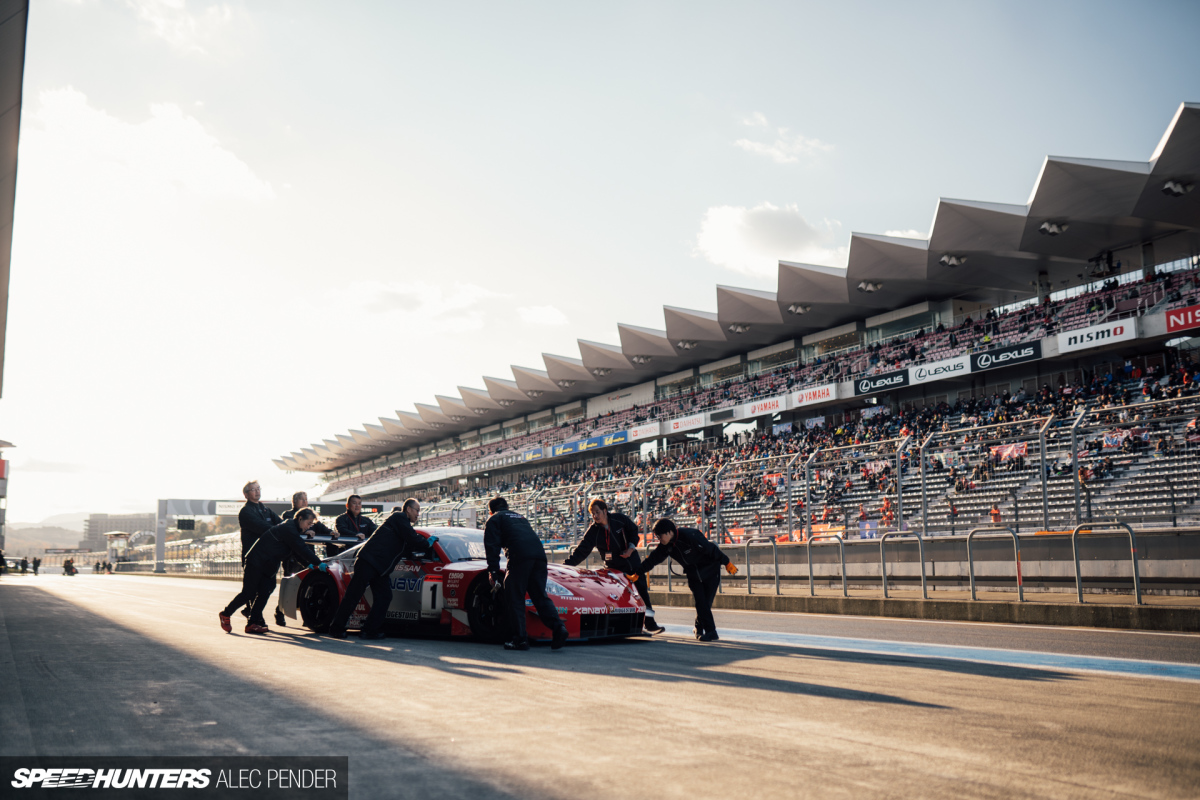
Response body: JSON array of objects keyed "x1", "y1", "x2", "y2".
[
  {"x1": 329, "y1": 564, "x2": 392, "y2": 636},
  {"x1": 605, "y1": 551, "x2": 654, "y2": 611},
  {"x1": 687, "y1": 570, "x2": 721, "y2": 635},
  {"x1": 505, "y1": 557, "x2": 565, "y2": 642},
  {"x1": 223, "y1": 561, "x2": 277, "y2": 626}
]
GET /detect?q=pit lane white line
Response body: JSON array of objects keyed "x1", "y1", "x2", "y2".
[{"x1": 659, "y1": 624, "x2": 1200, "y2": 682}]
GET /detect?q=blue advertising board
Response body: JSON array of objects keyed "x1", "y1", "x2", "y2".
[
  {"x1": 522, "y1": 448, "x2": 545, "y2": 462},
  {"x1": 552, "y1": 441, "x2": 579, "y2": 457}
]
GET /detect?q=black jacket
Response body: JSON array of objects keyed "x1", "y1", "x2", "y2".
[
  {"x1": 281, "y1": 508, "x2": 334, "y2": 538},
  {"x1": 239, "y1": 502, "x2": 283, "y2": 554},
  {"x1": 245, "y1": 519, "x2": 324, "y2": 573},
  {"x1": 563, "y1": 512, "x2": 640, "y2": 567},
  {"x1": 335, "y1": 511, "x2": 377, "y2": 540},
  {"x1": 355, "y1": 509, "x2": 427, "y2": 575},
  {"x1": 484, "y1": 509, "x2": 546, "y2": 574},
  {"x1": 639, "y1": 527, "x2": 729, "y2": 581}
]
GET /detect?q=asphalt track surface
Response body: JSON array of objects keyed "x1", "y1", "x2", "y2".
[{"x1": 2, "y1": 574, "x2": 1199, "y2": 799}]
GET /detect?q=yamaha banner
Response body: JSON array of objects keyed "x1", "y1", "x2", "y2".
[
  {"x1": 970, "y1": 340, "x2": 1042, "y2": 372},
  {"x1": 854, "y1": 370, "x2": 909, "y2": 396}
]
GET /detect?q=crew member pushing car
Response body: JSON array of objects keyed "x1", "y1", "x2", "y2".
[
  {"x1": 326, "y1": 498, "x2": 434, "y2": 641},
  {"x1": 220, "y1": 508, "x2": 327, "y2": 635},
  {"x1": 563, "y1": 498, "x2": 663, "y2": 634},
  {"x1": 627, "y1": 518, "x2": 737, "y2": 642},
  {"x1": 276, "y1": 490, "x2": 336, "y2": 627},
  {"x1": 483, "y1": 496, "x2": 568, "y2": 651}
]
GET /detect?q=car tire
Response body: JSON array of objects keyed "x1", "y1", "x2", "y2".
[
  {"x1": 297, "y1": 571, "x2": 339, "y2": 632},
  {"x1": 466, "y1": 576, "x2": 510, "y2": 644}
]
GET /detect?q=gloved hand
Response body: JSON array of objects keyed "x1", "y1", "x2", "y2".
[
  {"x1": 425, "y1": 535, "x2": 440, "y2": 547},
  {"x1": 626, "y1": 574, "x2": 641, "y2": 584},
  {"x1": 725, "y1": 563, "x2": 738, "y2": 575},
  {"x1": 488, "y1": 570, "x2": 503, "y2": 587},
  {"x1": 316, "y1": 563, "x2": 329, "y2": 573}
]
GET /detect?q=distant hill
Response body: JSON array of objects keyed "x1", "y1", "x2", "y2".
[
  {"x1": 2, "y1": 526, "x2": 86, "y2": 556},
  {"x1": 9, "y1": 512, "x2": 89, "y2": 532}
]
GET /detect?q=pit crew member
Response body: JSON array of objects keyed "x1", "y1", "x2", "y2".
[
  {"x1": 628, "y1": 518, "x2": 737, "y2": 642},
  {"x1": 326, "y1": 498, "x2": 434, "y2": 641},
  {"x1": 484, "y1": 496, "x2": 568, "y2": 651},
  {"x1": 563, "y1": 498, "x2": 663, "y2": 633},
  {"x1": 332, "y1": 494, "x2": 376, "y2": 556},
  {"x1": 220, "y1": 508, "x2": 327, "y2": 635}
]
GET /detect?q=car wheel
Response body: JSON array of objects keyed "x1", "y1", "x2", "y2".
[
  {"x1": 466, "y1": 576, "x2": 510, "y2": 644},
  {"x1": 298, "y1": 571, "x2": 339, "y2": 631}
]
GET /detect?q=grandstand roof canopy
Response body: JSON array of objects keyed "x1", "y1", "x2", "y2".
[{"x1": 284, "y1": 102, "x2": 1200, "y2": 474}]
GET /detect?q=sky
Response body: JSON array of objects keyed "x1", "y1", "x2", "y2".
[{"x1": 4, "y1": 0, "x2": 1199, "y2": 523}]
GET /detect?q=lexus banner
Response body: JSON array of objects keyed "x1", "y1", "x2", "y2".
[
  {"x1": 908, "y1": 354, "x2": 970, "y2": 386},
  {"x1": 970, "y1": 340, "x2": 1042, "y2": 372},
  {"x1": 854, "y1": 370, "x2": 909, "y2": 396}
]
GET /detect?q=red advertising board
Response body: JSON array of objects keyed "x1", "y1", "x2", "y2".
[{"x1": 1166, "y1": 304, "x2": 1200, "y2": 334}]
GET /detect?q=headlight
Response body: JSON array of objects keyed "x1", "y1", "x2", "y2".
[{"x1": 544, "y1": 579, "x2": 577, "y2": 598}]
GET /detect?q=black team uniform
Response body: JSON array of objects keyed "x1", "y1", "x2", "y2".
[
  {"x1": 636, "y1": 526, "x2": 731, "y2": 641},
  {"x1": 327, "y1": 508, "x2": 427, "y2": 640},
  {"x1": 563, "y1": 511, "x2": 662, "y2": 633},
  {"x1": 484, "y1": 507, "x2": 567, "y2": 650},
  {"x1": 274, "y1": 507, "x2": 335, "y2": 626},
  {"x1": 332, "y1": 509, "x2": 377, "y2": 557},
  {"x1": 221, "y1": 519, "x2": 324, "y2": 632}
]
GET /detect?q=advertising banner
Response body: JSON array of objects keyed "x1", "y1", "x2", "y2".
[
  {"x1": 551, "y1": 441, "x2": 579, "y2": 457},
  {"x1": 740, "y1": 394, "x2": 787, "y2": 419},
  {"x1": 1166, "y1": 304, "x2": 1200, "y2": 334},
  {"x1": 666, "y1": 413, "x2": 706, "y2": 433},
  {"x1": 601, "y1": 430, "x2": 629, "y2": 447},
  {"x1": 1057, "y1": 320, "x2": 1137, "y2": 353},
  {"x1": 854, "y1": 370, "x2": 909, "y2": 396},
  {"x1": 909, "y1": 354, "x2": 970, "y2": 385},
  {"x1": 522, "y1": 448, "x2": 545, "y2": 462},
  {"x1": 970, "y1": 340, "x2": 1042, "y2": 372},
  {"x1": 627, "y1": 422, "x2": 661, "y2": 441},
  {"x1": 804, "y1": 416, "x2": 825, "y2": 429},
  {"x1": 790, "y1": 383, "x2": 838, "y2": 408},
  {"x1": 772, "y1": 422, "x2": 793, "y2": 435}
]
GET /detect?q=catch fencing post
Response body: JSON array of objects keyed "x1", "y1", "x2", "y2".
[
  {"x1": 1072, "y1": 521, "x2": 1141, "y2": 605},
  {"x1": 803, "y1": 449, "x2": 820, "y2": 541},
  {"x1": 1038, "y1": 414, "x2": 1055, "y2": 530},
  {"x1": 966, "y1": 526, "x2": 1023, "y2": 602},
  {"x1": 1070, "y1": 409, "x2": 1088, "y2": 525},
  {"x1": 919, "y1": 432, "x2": 934, "y2": 535},
  {"x1": 895, "y1": 435, "x2": 912, "y2": 534},
  {"x1": 879, "y1": 531, "x2": 927, "y2": 599}
]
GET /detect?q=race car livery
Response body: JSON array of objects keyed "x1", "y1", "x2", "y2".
[{"x1": 277, "y1": 526, "x2": 646, "y2": 642}]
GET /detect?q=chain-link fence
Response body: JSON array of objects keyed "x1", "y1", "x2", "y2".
[
  {"x1": 714, "y1": 454, "x2": 801, "y2": 544},
  {"x1": 803, "y1": 436, "x2": 912, "y2": 540}
]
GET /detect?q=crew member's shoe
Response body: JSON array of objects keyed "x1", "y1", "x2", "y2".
[
  {"x1": 698, "y1": 631, "x2": 719, "y2": 642},
  {"x1": 551, "y1": 627, "x2": 568, "y2": 650},
  {"x1": 693, "y1": 627, "x2": 702, "y2": 640},
  {"x1": 274, "y1": 608, "x2": 286, "y2": 627},
  {"x1": 358, "y1": 631, "x2": 386, "y2": 640},
  {"x1": 219, "y1": 613, "x2": 232, "y2": 633},
  {"x1": 503, "y1": 639, "x2": 531, "y2": 651},
  {"x1": 245, "y1": 624, "x2": 270, "y2": 635},
  {"x1": 643, "y1": 618, "x2": 665, "y2": 634}
]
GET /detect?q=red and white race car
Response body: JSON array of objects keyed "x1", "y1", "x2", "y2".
[{"x1": 277, "y1": 526, "x2": 647, "y2": 642}]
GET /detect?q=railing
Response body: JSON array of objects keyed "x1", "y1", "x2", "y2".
[
  {"x1": 806, "y1": 532, "x2": 847, "y2": 597},
  {"x1": 879, "y1": 530, "x2": 927, "y2": 599},
  {"x1": 1072, "y1": 521, "x2": 1142, "y2": 605},
  {"x1": 744, "y1": 535, "x2": 779, "y2": 595},
  {"x1": 966, "y1": 526, "x2": 1023, "y2": 602}
]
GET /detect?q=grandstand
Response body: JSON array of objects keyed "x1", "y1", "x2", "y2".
[{"x1": 275, "y1": 102, "x2": 1200, "y2": 539}]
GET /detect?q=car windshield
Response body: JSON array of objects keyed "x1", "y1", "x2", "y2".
[{"x1": 426, "y1": 528, "x2": 488, "y2": 562}]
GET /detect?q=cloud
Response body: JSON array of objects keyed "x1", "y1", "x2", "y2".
[
  {"x1": 516, "y1": 305, "x2": 568, "y2": 326},
  {"x1": 694, "y1": 202, "x2": 846, "y2": 277},
  {"x1": 23, "y1": 87, "x2": 274, "y2": 204},
  {"x1": 354, "y1": 281, "x2": 500, "y2": 329},
  {"x1": 884, "y1": 229, "x2": 928, "y2": 240},
  {"x1": 125, "y1": 0, "x2": 239, "y2": 54},
  {"x1": 735, "y1": 113, "x2": 832, "y2": 165}
]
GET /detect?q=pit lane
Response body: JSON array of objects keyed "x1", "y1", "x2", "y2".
[{"x1": 2, "y1": 574, "x2": 1198, "y2": 799}]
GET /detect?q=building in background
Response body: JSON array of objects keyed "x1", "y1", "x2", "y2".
[{"x1": 81, "y1": 513, "x2": 155, "y2": 552}]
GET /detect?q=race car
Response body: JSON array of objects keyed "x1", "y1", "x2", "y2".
[{"x1": 276, "y1": 526, "x2": 646, "y2": 642}]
